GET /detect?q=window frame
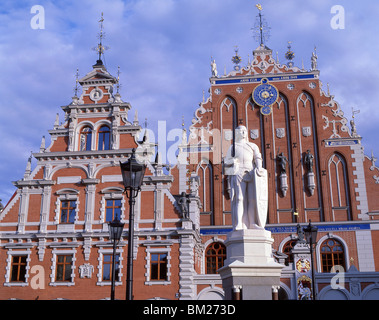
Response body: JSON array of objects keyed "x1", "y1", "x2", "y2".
[
  {"x1": 4, "y1": 250, "x2": 31, "y2": 287},
  {"x1": 105, "y1": 199, "x2": 122, "y2": 223},
  {"x1": 205, "y1": 242, "x2": 226, "y2": 274},
  {"x1": 55, "y1": 254, "x2": 73, "y2": 282},
  {"x1": 97, "y1": 125, "x2": 111, "y2": 151},
  {"x1": 97, "y1": 248, "x2": 124, "y2": 286},
  {"x1": 150, "y1": 253, "x2": 168, "y2": 281},
  {"x1": 10, "y1": 255, "x2": 27, "y2": 282},
  {"x1": 320, "y1": 238, "x2": 346, "y2": 273},
  {"x1": 54, "y1": 192, "x2": 80, "y2": 229},
  {"x1": 144, "y1": 247, "x2": 171, "y2": 285},
  {"x1": 282, "y1": 239, "x2": 297, "y2": 266},
  {"x1": 59, "y1": 200, "x2": 77, "y2": 224},
  {"x1": 100, "y1": 190, "x2": 125, "y2": 230},
  {"x1": 101, "y1": 253, "x2": 120, "y2": 282},
  {"x1": 50, "y1": 249, "x2": 76, "y2": 286},
  {"x1": 79, "y1": 126, "x2": 93, "y2": 151}
]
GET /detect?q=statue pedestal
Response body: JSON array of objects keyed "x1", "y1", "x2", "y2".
[{"x1": 218, "y1": 229, "x2": 284, "y2": 300}]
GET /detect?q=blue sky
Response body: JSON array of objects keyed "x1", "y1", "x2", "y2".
[{"x1": 0, "y1": 0, "x2": 378, "y2": 204}]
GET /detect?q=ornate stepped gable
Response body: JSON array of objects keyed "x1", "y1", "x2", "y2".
[
  {"x1": 0, "y1": 12, "x2": 205, "y2": 300},
  {"x1": 184, "y1": 42, "x2": 379, "y2": 226}
]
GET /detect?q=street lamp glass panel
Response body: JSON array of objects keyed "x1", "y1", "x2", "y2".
[
  {"x1": 120, "y1": 150, "x2": 146, "y2": 190},
  {"x1": 303, "y1": 221, "x2": 318, "y2": 244},
  {"x1": 109, "y1": 219, "x2": 125, "y2": 241}
]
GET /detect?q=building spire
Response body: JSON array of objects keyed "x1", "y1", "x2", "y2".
[
  {"x1": 252, "y1": 4, "x2": 270, "y2": 47},
  {"x1": 92, "y1": 12, "x2": 109, "y2": 66}
]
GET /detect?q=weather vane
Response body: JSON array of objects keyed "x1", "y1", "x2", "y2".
[
  {"x1": 252, "y1": 4, "x2": 270, "y2": 46},
  {"x1": 92, "y1": 12, "x2": 109, "y2": 62}
]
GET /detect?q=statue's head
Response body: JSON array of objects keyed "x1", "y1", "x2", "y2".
[{"x1": 235, "y1": 126, "x2": 248, "y2": 141}]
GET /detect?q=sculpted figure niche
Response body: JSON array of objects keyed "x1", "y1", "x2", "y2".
[{"x1": 224, "y1": 126, "x2": 268, "y2": 230}]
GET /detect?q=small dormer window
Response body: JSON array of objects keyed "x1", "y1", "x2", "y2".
[{"x1": 98, "y1": 125, "x2": 110, "y2": 150}]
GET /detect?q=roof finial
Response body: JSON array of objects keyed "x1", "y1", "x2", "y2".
[
  {"x1": 285, "y1": 41, "x2": 295, "y2": 67},
  {"x1": 252, "y1": 4, "x2": 270, "y2": 47},
  {"x1": 116, "y1": 66, "x2": 121, "y2": 93},
  {"x1": 231, "y1": 46, "x2": 242, "y2": 71},
  {"x1": 92, "y1": 12, "x2": 109, "y2": 65},
  {"x1": 24, "y1": 152, "x2": 33, "y2": 179},
  {"x1": 74, "y1": 68, "x2": 79, "y2": 97}
]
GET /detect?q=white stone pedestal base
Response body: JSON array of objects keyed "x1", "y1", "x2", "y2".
[{"x1": 218, "y1": 229, "x2": 284, "y2": 300}]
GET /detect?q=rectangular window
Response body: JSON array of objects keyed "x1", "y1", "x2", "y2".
[
  {"x1": 150, "y1": 253, "x2": 167, "y2": 281},
  {"x1": 10, "y1": 256, "x2": 27, "y2": 282},
  {"x1": 102, "y1": 253, "x2": 120, "y2": 281},
  {"x1": 60, "y1": 200, "x2": 76, "y2": 224},
  {"x1": 56, "y1": 255, "x2": 73, "y2": 282},
  {"x1": 105, "y1": 199, "x2": 122, "y2": 222}
]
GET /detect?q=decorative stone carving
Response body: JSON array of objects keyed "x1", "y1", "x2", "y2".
[
  {"x1": 277, "y1": 152, "x2": 288, "y2": 175},
  {"x1": 277, "y1": 153, "x2": 289, "y2": 197},
  {"x1": 250, "y1": 129, "x2": 259, "y2": 140},
  {"x1": 79, "y1": 263, "x2": 94, "y2": 279},
  {"x1": 302, "y1": 126, "x2": 311, "y2": 137},
  {"x1": 279, "y1": 173, "x2": 288, "y2": 197},
  {"x1": 304, "y1": 150, "x2": 316, "y2": 195},
  {"x1": 276, "y1": 128, "x2": 285, "y2": 139},
  {"x1": 176, "y1": 192, "x2": 190, "y2": 219}
]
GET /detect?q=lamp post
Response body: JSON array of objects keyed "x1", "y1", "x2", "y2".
[
  {"x1": 108, "y1": 216, "x2": 124, "y2": 300},
  {"x1": 303, "y1": 220, "x2": 318, "y2": 300},
  {"x1": 120, "y1": 148, "x2": 146, "y2": 300}
]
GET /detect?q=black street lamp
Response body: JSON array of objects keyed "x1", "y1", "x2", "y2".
[
  {"x1": 108, "y1": 216, "x2": 124, "y2": 300},
  {"x1": 303, "y1": 220, "x2": 318, "y2": 300},
  {"x1": 120, "y1": 148, "x2": 146, "y2": 300}
]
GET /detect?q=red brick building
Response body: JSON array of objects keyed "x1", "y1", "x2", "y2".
[{"x1": 1, "y1": 16, "x2": 379, "y2": 300}]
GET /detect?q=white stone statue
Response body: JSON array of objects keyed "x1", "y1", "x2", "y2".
[
  {"x1": 311, "y1": 47, "x2": 318, "y2": 71},
  {"x1": 211, "y1": 58, "x2": 218, "y2": 77},
  {"x1": 224, "y1": 126, "x2": 268, "y2": 230}
]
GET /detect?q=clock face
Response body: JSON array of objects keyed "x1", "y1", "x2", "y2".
[
  {"x1": 252, "y1": 78, "x2": 279, "y2": 109},
  {"x1": 260, "y1": 105, "x2": 272, "y2": 116}
]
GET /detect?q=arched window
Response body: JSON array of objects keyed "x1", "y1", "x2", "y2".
[
  {"x1": 328, "y1": 153, "x2": 351, "y2": 220},
  {"x1": 320, "y1": 238, "x2": 346, "y2": 273},
  {"x1": 80, "y1": 126, "x2": 92, "y2": 151},
  {"x1": 282, "y1": 239, "x2": 297, "y2": 266},
  {"x1": 197, "y1": 160, "x2": 214, "y2": 224},
  {"x1": 98, "y1": 125, "x2": 110, "y2": 150},
  {"x1": 205, "y1": 242, "x2": 226, "y2": 274},
  {"x1": 220, "y1": 96, "x2": 238, "y2": 156}
]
